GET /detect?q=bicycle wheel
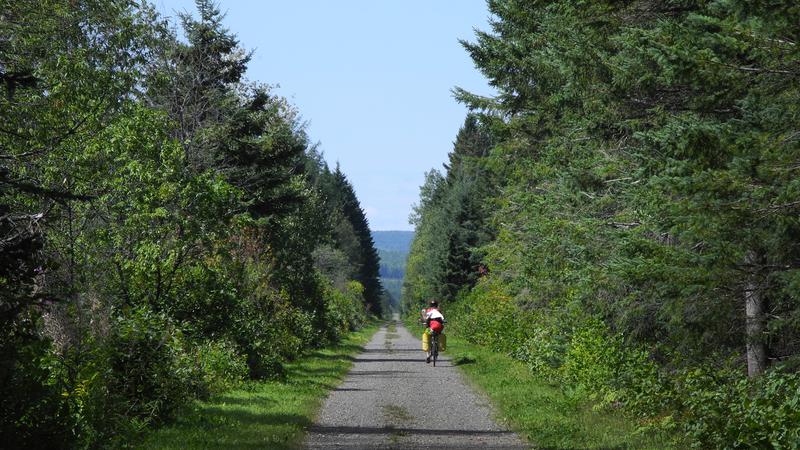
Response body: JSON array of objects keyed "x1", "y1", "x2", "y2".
[{"x1": 432, "y1": 335, "x2": 438, "y2": 367}]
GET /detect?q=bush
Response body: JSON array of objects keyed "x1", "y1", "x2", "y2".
[
  {"x1": 449, "y1": 280, "x2": 531, "y2": 355},
  {"x1": 103, "y1": 306, "x2": 194, "y2": 429},
  {"x1": 512, "y1": 323, "x2": 566, "y2": 381},
  {"x1": 676, "y1": 368, "x2": 800, "y2": 448},
  {"x1": 560, "y1": 320, "x2": 623, "y2": 402},
  {"x1": 230, "y1": 291, "x2": 311, "y2": 379},
  {"x1": 189, "y1": 339, "x2": 248, "y2": 399},
  {"x1": 448, "y1": 284, "x2": 800, "y2": 448},
  {"x1": 321, "y1": 280, "x2": 367, "y2": 342},
  {"x1": 0, "y1": 332, "x2": 72, "y2": 449}
]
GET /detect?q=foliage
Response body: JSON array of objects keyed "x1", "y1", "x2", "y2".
[
  {"x1": 321, "y1": 280, "x2": 368, "y2": 342},
  {"x1": 189, "y1": 340, "x2": 248, "y2": 399},
  {"x1": 676, "y1": 369, "x2": 800, "y2": 448},
  {"x1": 0, "y1": 0, "x2": 381, "y2": 446},
  {"x1": 443, "y1": 330, "x2": 673, "y2": 449},
  {"x1": 405, "y1": 0, "x2": 800, "y2": 447},
  {"x1": 102, "y1": 307, "x2": 194, "y2": 430},
  {"x1": 323, "y1": 167, "x2": 384, "y2": 315},
  {"x1": 0, "y1": 332, "x2": 71, "y2": 449}
]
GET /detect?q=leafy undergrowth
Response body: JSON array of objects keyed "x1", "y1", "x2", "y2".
[
  {"x1": 445, "y1": 333, "x2": 676, "y2": 450},
  {"x1": 140, "y1": 324, "x2": 379, "y2": 450}
]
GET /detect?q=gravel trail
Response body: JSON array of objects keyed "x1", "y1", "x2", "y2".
[{"x1": 304, "y1": 318, "x2": 529, "y2": 450}]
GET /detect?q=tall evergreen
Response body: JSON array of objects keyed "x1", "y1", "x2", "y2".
[
  {"x1": 448, "y1": 0, "x2": 800, "y2": 374},
  {"x1": 148, "y1": 0, "x2": 250, "y2": 171},
  {"x1": 403, "y1": 169, "x2": 449, "y2": 310},
  {"x1": 441, "y1": 115, "x2": 494, "y2": 299},
  {"x1": 330, "y1": 167, "x2": 383, "y2": 314},
  {"x1": 403, "y1": 115, "x2": 493, "y2": 310}
]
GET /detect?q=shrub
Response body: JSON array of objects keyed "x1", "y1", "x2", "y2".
[
  {"x1": 0, "y1": 332, "x2": 72, "y2": 449},
  {"x1": 103, "y1": 306, "x2": 194, "y2": 428},
  {"x1": 449, "y1": 280, "x2": 530, "y2": 355},
  {"x1": 449, "y1": 286, "x2": 800, "y2": 448},
  {"x1": 321, "y1": 280, "x2": 367, "y2": 342},
  {"x1": 230, "y1": 291, "x2": 315, "y2": 379},
  {"x1": 560, "y1": 320, "x2": 623, "y2": 402},
  {"x1": 676, "y1": 368, "x2": 800, "y2": 448},
  {"x1": 512, "y1": 323, "x2": 566, "y2": 381},
  {"x1": 189, "y1": 339, "x2": 248, "y2": 399}
]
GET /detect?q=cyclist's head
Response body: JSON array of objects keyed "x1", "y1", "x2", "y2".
[{"x1": 429, "y1": 300, "x2": 438, "y2": 308}]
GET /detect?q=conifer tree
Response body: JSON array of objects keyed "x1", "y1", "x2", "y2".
[
  {"x1": 441, "y1": 115, "x2": 494, "y2": 299},
  {"x1": 331, "y1": 167, "x2": 383, "y2": 314},
  {"x1": 404, "y1": 115, "x2": 494, "y2": 308}
]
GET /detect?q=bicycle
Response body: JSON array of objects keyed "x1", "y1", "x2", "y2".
[
  {"x1": 428, "y1": 330, "x2": 440, "y2": 366},
  {"x1": 424, "y1": 320, "x2": 446, "y2": 366}
]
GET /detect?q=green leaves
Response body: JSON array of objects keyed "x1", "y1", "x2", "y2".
[
  {"x1": 409, "y1": 0, "x2": 800, "y2": 447},
  {"x1": 2, "y1": 0, "x2": 381, "y2": 446}
]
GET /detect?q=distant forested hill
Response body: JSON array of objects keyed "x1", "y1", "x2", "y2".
[
  {"x1": 372, "y1": 231, "x2": 415, "y2": 253},
  {"x1": 372, "y1": 231, "x2": 414, "y2": 308}
]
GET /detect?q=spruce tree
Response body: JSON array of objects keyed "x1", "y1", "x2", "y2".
[
  {"x1": 331, "y1": 167, "x2": 383, "y2": 314},
  {"x1": 441, "y1": 115, "x2": 494, "y2": 299},
  {"x1": 404, "y1": 115, "x2": 494, "y2": 308}
]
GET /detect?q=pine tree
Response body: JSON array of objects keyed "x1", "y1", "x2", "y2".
[
  {"x1": 404, "y1": 115, "x2": 494, "y2": 308},
  {"x1": 147, "y1": 0, "x2": 251, "y2": 171},
  {"x1": 331, "y1": 167, "x2": 383, "y2": 314},
  {"x1": 441, "y1": 115, "x2": 494, "y2": 299}
]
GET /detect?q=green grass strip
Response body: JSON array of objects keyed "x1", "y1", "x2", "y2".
[
  {"x1": 445, "y1": 333, "x2": 675, "y2": 450},
  {"x1": 141, "y1": 325, "x2": 379, "y2": 450}
]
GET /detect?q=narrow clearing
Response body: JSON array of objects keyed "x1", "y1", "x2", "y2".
[{"x1": 305, "y1": 319, "x2": 528, "y2": 449}]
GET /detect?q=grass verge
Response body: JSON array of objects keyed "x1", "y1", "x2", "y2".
[
  {"x1": 140, "y1": 324, "x2": 379, "y2": 450},
  {"x1": 445, "y1": 332, "x2": 676, "y2": 450}
]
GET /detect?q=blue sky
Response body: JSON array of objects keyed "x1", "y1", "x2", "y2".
[{"x1": 155, "y1": 1, "x2": 493, "y2": 230}]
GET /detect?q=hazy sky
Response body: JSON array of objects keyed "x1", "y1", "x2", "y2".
[{"x1": 154, "y1": 1, "x2": 493, "y2": 230}]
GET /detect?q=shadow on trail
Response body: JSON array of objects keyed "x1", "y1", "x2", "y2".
[
  {"x1": 352, "y1": 358, "x2": 428, "y2": 363},
  {"x1": 308, "y1": 425, "x2": 530, "y2": 449},
  {"x1": 452, "y1": 356, "x2": 477, "y2": 366},
  {"x1": 348, "y1": 370, "x2": 413, "y2": 376},
  {"x1": 308, "y1": 424, "x2": 517, "y2": 436}
]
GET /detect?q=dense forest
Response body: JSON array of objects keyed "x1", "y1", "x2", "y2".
[
  {"x1": 403, "y1": 0, "x2": 800, "y2": 447},
  {"x1": 1, "y1": 0, "x2": 381, "y2": 447}
]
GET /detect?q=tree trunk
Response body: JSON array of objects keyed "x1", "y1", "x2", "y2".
[{"x1": 744, "y1": 250, "x2": 767, "y2": 377}]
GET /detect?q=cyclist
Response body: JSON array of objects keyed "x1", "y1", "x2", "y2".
[{"x1": 421, "y1": 300, "x2": 445, "y2": 363}]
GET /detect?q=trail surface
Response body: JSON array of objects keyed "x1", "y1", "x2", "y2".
[{"x1": 305, "y1": 318, "x2": 528, "y2": 450}]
